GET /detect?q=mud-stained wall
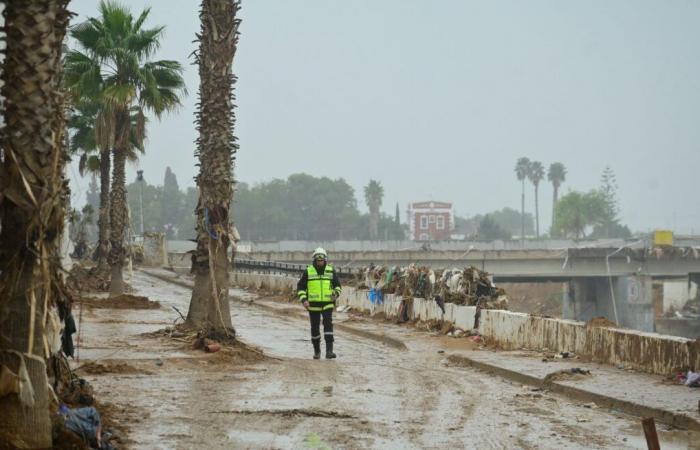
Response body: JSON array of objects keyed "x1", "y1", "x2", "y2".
[
  {"x1": 231, "y1": 272, "x2": 700, "y2": 375},
  {"x1": 143, "y1": 233, "x2": 168, "y2": 267}
]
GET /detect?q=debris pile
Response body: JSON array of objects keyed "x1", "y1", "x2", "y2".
[
  {"x1": 435, "y1": 267, "x2": 509, "y2": 309},
  {"x1": 356, "y1": 263, "x2": 508, "y2": 310},
  {"x1": 66, "y1": 264, "x2": 110, "y2": 292}
]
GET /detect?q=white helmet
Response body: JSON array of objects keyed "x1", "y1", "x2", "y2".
[{"x1": 312, "y1": 247, "x2": 327, "y2": 261}]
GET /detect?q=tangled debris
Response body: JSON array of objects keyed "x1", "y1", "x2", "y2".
[
  {"x1": 144, "y1": 326, "x2": 268, "y2": 364},
  {"x1": 356, "y1": 264, "x2": 509, "y2": 310}
]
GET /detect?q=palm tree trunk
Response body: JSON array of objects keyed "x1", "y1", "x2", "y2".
[
  {"x1": 369, "y1": 205, "x2": 379, "y2": 240},
  {"x1": 520, "y1": 179, "x2": 525, "y2": 245},
  {"x1": 551, "y1": 185, "x2": 559, "y2": 237},
  {"x1": 108, "y1": 113, "x2": 130, "y2": 296},
  {"x1": 0, "y1": 1, "x2": 70, "y2": 446},
  {"x1": 186, "y1": 0, "x2": 240, "y2": 334},
  {"x1": 97, "y1": 148, "x2": 111, "y2": 271},
  {"x1": 534, "y1": 185, "x2": 540, "y2": 238}
]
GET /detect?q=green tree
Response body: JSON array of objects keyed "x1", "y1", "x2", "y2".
[
  {"x1": 233, "y1": 175, "x2": 363, "y2": 241},
  {"x1": 187, "y1": 0, "x2": 241, "y2": 334},
  {"x1": 599, "y1": 165, "x2": 619, "y2": 238},
  {"x1": 528, "y1": 161, "x2": 545, "y2": 238},
  {"x1": 552, "y1": 190, "x2": 607, "y2": 239},
  {"x1": 395, "y1": 202, "x2": 401, "y2": 225},
  {"x1": 0, "y1": 1, "x2": 71, "y2": 445},
  {"x1": 364, "y1": 179, "x2": 384, "y2": 240},
  {"x1": 515, "y1": 157, "x2": 531, "y2": 240},
  {"x1": 477, "y1": 214, "x2": 512, "y2": 241},
  {"x1": 65, "y1": 0, "x2": 186, "y2": 296},
  {"x1": 126, "y1": 177, "x2": 163, "y2": 234},
  {"x1": 547, "y1": 162, "x2": 567, "y2": 236},
  {"x1": 161, "y1": 167, "x2": 182, "y2": 238}
]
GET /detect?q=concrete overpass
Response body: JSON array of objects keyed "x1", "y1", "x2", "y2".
[{"x1": 239, "y1": 247, "x2": 700, "y2": 282}]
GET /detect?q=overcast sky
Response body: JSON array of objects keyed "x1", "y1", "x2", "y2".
[{"x1": 67, "y1": 0, "x2": 700, "y2": 234}]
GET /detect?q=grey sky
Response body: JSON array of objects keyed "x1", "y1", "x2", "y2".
[{"x1": 68, "y1": 0, "x2": 700, "y2": 234}]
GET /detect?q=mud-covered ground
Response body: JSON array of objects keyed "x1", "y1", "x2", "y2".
[{"x1": 74, "y1": 271, "x2": 698, "y2": 449}]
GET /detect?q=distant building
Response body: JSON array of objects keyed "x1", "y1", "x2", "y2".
[{"x1": 407, "y1": 201, "x2": 454, "y2": 241}]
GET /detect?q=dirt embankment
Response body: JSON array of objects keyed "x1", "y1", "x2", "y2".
[
  {"x1": 76, "y1": 294, "x2": 161, "y2": 310},
  {"x1": 499, "y1": 282, "x2": 565, "y2": 317}
]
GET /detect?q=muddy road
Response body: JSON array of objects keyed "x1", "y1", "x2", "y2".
[{"x1": 75, "y1": 271, "x2": 698, "y2": 449}]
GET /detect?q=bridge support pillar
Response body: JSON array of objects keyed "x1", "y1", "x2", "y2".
[{"x1": 564, "y1": 275, "x2": 654, "y2": 331}]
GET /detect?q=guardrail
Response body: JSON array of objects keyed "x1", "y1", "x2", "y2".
[{"x1": 233, "y1": 259, "x2": 360, "y2": 280}]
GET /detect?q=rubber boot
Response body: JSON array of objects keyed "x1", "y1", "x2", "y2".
[
  {"x1": 325, "y1": 341, "x2": 336, "y2": 359},
  {"x1": 313, "y1": 340, "x2": 321, "y2": 360}
]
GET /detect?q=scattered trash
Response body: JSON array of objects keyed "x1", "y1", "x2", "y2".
[
  {"x1": 555, "y1": 351, "x2": 574, "y2": 359},
  {"x1": 470, "y1": 335, "x2": 482, "y2": 343},
  {"x1": 583, "y1": 402, "x2": 598, "y2": 409},
  {"x1": 437, "y1": 350, "x2": 445, "y2": 354},
  {"x1": 677, "y1": 371, "x2": 700, "y2": 387},
  {"x1": 205, "y1": 342, "x2": 221, "y2": 353},
  {"x1": 58, "y1": 404, "x2": 115, "y2": 449}
]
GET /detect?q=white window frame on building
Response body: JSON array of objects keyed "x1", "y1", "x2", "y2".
[
  {"x1": 436, "y1": 215, "x2": 445, "y2": 230},
  {"x1": 420, "y1": 216, "x2": 429, "y2": 229}
]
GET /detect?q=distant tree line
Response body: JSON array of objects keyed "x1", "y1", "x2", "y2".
[{"x1": 80, "y1": 171, "x2": 405, "y2": 241}]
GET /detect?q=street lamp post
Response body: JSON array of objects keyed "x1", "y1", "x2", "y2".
[{"x1": 136, "y1": 170, "x2": 144, "y2": 236}]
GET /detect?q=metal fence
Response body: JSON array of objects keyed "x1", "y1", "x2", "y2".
[{"x1": 233, "y1": 259, "x2": 360, "y2": 280}]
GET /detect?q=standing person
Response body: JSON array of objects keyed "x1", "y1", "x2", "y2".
[{"x1": 297, "y1": 248, "x2": 342, "y2": 359}]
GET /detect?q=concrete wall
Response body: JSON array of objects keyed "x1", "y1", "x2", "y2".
[
  {"x1": 663, "y1": 280, "x2": 697, "y2": 313},
  {"x1": 142, "y1": 233, "x2": 168, "y2": 267},
  {"x1": 564, "y1": 275, "x2": 654, "y2": 332},
  {"x1": 238, "y1": 239, "x2": 586, "y2": 253},
  {"x1": 232, "y1": 271, "x2": 700, "y2": 376}
]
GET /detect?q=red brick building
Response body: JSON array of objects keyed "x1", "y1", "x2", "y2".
[{"x1": 408, "y1": 201, "x2": 454, "y2": 241}]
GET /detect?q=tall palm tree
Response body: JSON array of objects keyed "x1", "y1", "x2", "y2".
[
  {"x1": 547, "y1": 162, "x2": 567, "y2": 236},
  {"x1": 0, "y1": 1, "x2": 71, "y2": 446},
  {"x1": 65, "y1": 1, "x2": 186, "y2": 295},
  {"x1": 528, "y1": 161, "x2": 545, "y2": 238},
  {"x1": 364, "y1": 180, "x2": 384, "y2": 240},
  {"x1": 186, "y1": 0, "x2": 241, "y2": 334},
  {"x1": 514, "y1": 157, "x2": 531, "y2": 242}
]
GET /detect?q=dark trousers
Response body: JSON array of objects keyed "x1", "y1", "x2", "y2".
[{"x1": 309, "y1": 309, "x2": 334, "y2": 349}]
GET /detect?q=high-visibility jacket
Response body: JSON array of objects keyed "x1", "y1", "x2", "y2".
[{"x1": 298, "y1": 264, "x2": 341, "y2": 312}]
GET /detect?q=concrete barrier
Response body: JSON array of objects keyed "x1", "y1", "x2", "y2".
[{"x1": 231, "y1": 271, "x2": 700, "y2": 375}]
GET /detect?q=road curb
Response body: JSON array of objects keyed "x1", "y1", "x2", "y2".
[
  {"x1": 446, "y1": 354, "x2": 700, "y2": 432},
  {"x1": 140, "y1": 269, "x2": 407, "y2": 351}
]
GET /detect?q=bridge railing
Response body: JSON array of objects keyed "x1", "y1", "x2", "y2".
[{"x1": 233, "y1": 259, "x2": 360, "y2": 280}]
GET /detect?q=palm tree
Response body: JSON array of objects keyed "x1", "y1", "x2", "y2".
[
  {"x1": 68, "y1": 99, "x2": 111, "y2": 271},
  {"x1": 0, "y1": 1, "x2": 71, "y2": 446},
  {"x1": 514, "y1": 157, "x2": 531, "y2": 242},
  {"x1": 68, "y1": 100, "x2": 150, "y2": 272},
  {"x1": 186, "y1": 0, "x2": 241, "y2": 334},
  {"x1": 528, "y1": 161, "x2": 545, "y2": 238},
  {"x1": 364, "y1": 180, "x2": 384, "y2": 240},
  {"x1": 65, "y1": 1, "x2": 186, "y2": 295},
  {"x1": 547, "y1": 162, "x2": 567, "y2": 236}
]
